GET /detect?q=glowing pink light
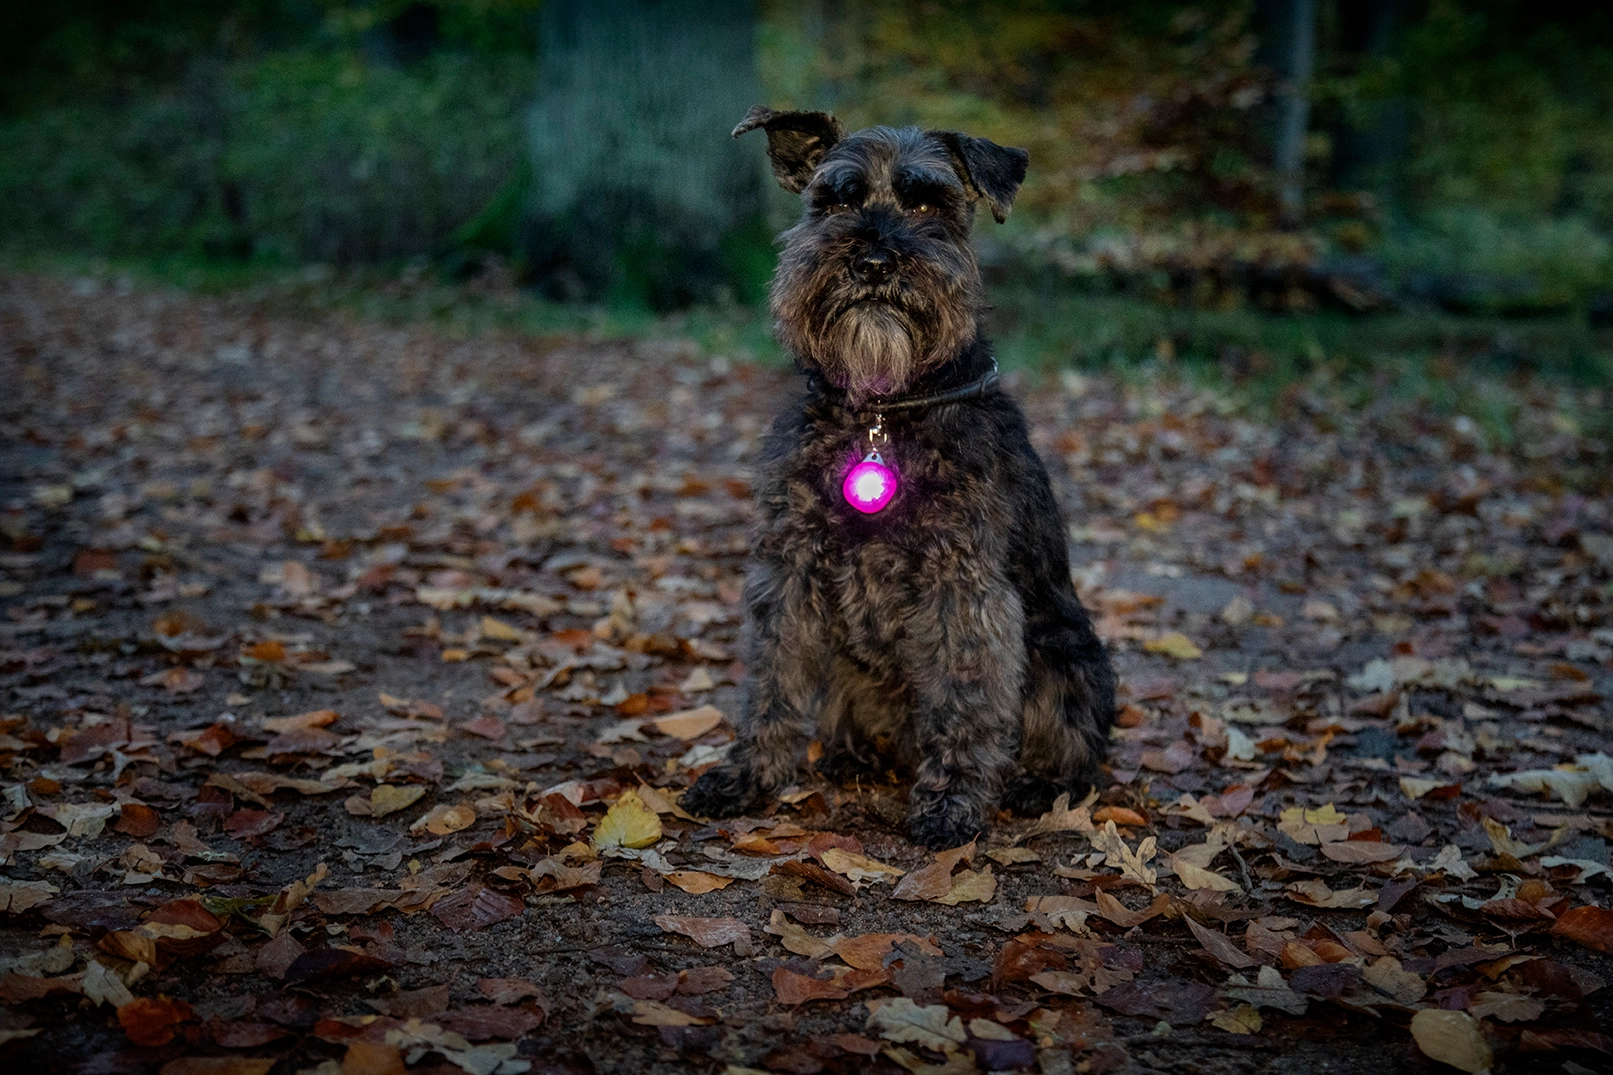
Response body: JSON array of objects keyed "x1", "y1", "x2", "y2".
[{"x1": 842, "y1": 453, "x2": 897, "y2": 513}]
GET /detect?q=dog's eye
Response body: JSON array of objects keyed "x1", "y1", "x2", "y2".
[
  {"x1": 909, "y1": 203, "x2": 935, "y2": 216},
  {"x1": 827, "y1": 203, "x2": 852, "y2": 214}
]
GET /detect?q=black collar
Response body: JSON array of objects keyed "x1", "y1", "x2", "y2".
[{"x1": 810, "y1": 359, "x2": 1001, "y2": 413}]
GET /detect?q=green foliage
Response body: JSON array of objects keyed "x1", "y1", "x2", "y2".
[{"x1": 0, "y1": 48, "x2": 531, "y2": 264}]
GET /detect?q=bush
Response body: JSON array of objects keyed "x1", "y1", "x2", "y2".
[{"x1": 0, "y1": 49, "x2": 531, "y2": 264}]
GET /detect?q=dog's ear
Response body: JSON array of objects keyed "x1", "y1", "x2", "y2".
[
  {"x1": 932, "y1": 132, "x2": 1029, "y2": 223},
  {"x1": 733, "y1": 105, "x2": 844, "y2": 193}
]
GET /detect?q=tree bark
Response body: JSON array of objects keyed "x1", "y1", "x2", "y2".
[{"x1": 1274, "y1": 0, "x2": 1316, "y2": 227}]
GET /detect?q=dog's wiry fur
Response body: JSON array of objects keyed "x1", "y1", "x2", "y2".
[{"x1": 682, "y1": 106, "x2": 1116, "y2": 849}]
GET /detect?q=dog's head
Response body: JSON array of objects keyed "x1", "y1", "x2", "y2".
[{"x1": 735, "y1": 106, "x2": 1027, "y2": 403}]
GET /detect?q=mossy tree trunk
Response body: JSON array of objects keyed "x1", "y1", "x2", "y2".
[{"x1": 524, "y1": 0, "x2": 767, "y2": 310}]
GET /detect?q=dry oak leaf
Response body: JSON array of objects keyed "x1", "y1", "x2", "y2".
[
  {"x1": 936, "y1": 865, "x2": 996, "y2": 906},
  {"x1": 1019, "y1": 790, "x2": 1097, "y2": 842},
  {"x1": 1284, "y1": 879, "x2": 1376, "y2": 909},
  {"x1": 159, "y1": 1061, "x2": 276, "y2": 1075},
  {"x1": 654, "y1": 915, "x2": 751, "y2": 949},
  {"x1": 592, "y1": 788, "x2": 663, "y2": 850},
  {"x1": 1095, "y1": 889, "x2": 1172, "y2": 928},
  {"x1": 340, "y1": 1041, "x2": 407, "y2": 1075},
  {"x1": 866, "y1": 997, "x2": 968, "y2": 1052},
  {"x1": 1551, "y1": 905, "x2": 1613, "y2": 954},
  {"x1": 1091, "y1": 820, "x2": 1158, "y2": 886},
  {"x1": 1207, "y1": 1004, "x2": 1263, "y2": 1035},
  {"x1": 820, "y1": 847, "x2": 905, "y2": 885},
  {"x1": 1025, "y1": 895, "x2": 1098, "y2": 933},
  {"x1": 1467, "y1": 991, "x2": 1546, "y2": 1023},
  {"x1": 665, "y1": 871, "x2": 734, "y2": 894},
  {"x1": 1409, "y1": 1009, "x2": 1493, "y2": 1074},
  {"x1": 1221, "y1": 965, "x2": 1308, "y2": 1015},
  {"x1": 1144, "y1": 632, "x2": 1203, "y2": 660},
  {"x1": 257, "y1": 862, "x2": 328, "y2": 936},
  {"x1": 652, "y1": 705, "x2": 724, "y2": 740},
  {"x1": 430, "y1": 884, "x2": 524, "y2": 932}
]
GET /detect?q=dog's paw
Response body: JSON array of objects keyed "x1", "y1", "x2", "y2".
[
  {"x1": 907, "y1": 789, "x2": 987, "y2": 851},
  {"x1": 681, "y1": 765, "x2": 760, "y2": 819}
]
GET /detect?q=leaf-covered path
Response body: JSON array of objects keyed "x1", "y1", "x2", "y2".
[{"x1": 1, "y1": 273, "x2": 1611, "y2": 1075}]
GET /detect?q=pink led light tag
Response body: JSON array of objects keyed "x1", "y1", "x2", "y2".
[{"x1": 843, "y1": 450, "x2": 897, "y2": 513}]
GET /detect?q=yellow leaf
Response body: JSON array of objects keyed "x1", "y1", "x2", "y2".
[
  {"x1": 1409, "y1": 1009, "x2": 1491, "y2": 1073},
  {"x1": 985, "y1": 847, "x2": 1041, "y2": 865},
  {"x1": 1144, "y1": 632, "x2": 1202, "y2": 660},
  {"x1": 1302, "y1": 804, "x2": 1347, "y2": 825},
  {"x1": 440, "y1": 648, "x2": 470, "y2": 662},
  {"x1": 479, "y1": 616, "x2": 524, "y2": 642},
  {"x1": 368, "y1": 784, "x2": 424, "y2": 818},
  {"x1": 592, "y1": 788, "x2": 663, "y2": 850}
]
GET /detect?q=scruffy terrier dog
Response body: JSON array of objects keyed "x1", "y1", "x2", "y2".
[{"x1": 682, "y1": 107, "x2": 1116, "y2": 849}]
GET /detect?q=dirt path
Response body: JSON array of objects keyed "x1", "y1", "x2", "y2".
[{"x1": 1, "y1": 273, "x2": 1611, "y2": 1075}]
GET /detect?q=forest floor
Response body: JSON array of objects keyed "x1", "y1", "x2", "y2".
[{"x1": 1, "y1": 270, "x2": 1612, "y2": 1075}]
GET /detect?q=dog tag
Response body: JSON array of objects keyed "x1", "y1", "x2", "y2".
[{"x1": 843, "y1": 450, "x2": 897, "y2": 514}]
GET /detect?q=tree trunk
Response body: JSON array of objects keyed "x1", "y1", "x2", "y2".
[
  {"x1": 524, "y1": 0, "x2": 765, "y2": 309},
  {"x1": 1273, "y1": 0, "x2": 1316, "y2": 227}
]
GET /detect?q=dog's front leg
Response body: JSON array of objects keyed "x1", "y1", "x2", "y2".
[
  {"x1": 682, "y1": 563, "x2": 830, "y2": 818},
  {"x1": 901, "y1": 566, "x2": 1026, "y2": 850}
]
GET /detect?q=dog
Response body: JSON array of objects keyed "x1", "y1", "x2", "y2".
[{"x1": 681, "y1": 107, "x2": 1116, "y2": 850}]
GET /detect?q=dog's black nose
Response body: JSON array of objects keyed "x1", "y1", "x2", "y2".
[{"x1": 851, "y1": 250, "x2": 894, "y2": 284}]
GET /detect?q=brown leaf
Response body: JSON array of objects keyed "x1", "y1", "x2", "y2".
[
  {"x1": 283, "y1": 946, "x2": 392, "y2": 985},
  {"x1": 772, "y1": 967, "x2": 850, "y2": 1005},
  {"x1": 223, "y1": 808, "x2": 284, "y2": 839},
  {"x1": 159, "y1": 1060, "x2": 277, "y2": 1075},
  {"x1": 1094, "y1": 890, "x2": 1170, "y2": 928},
  {"x1": 254, "y1": 931, "x2": 303, "y2": 978},
  {"x1": 1284, "y1": 879, "x2": 1376, "y2": 909},
  {"x1": 118, "y1": 996, "x2": 196, "y2": 1046},
  {"x1": 477, "y1": 977, "x2": 546, "y2": 1006},
  {"x1": 1318, "y1": 840, "x2": 1403, "y2": 864},
  {"x1": 1552, "y1": 905, "x2": 1613, "y2": 954},
  {"x1": 652, "y1": 705, "x2": 724, "y2": 740},
  {"x1": 1094, "y1": 979, "x2": 1215, "y2": 1025},
  {"x1": 677, "y1": 966, "x2": 734, "y2": 995},
  {"x1": 430, "y1": 885, "x2": 525, "y2": 932},
  {"x1": 1185, "y1": 917, "x2": 1258, "y2": 969},
  {"x1": 438, "y1": 1006, "x2": 544, "y2": 1040},
  {"x1": 653, "y1": 914, "x2": 751, "y2": 949},
  {"x1": 771, "y1": 859, "x2": 857, "y2": 896},
  {"x1": 1409, "y1": 1010, "x2": 1492, "y2": 1074},
  {"x1": 833, "y1": 932, "x2": 942, "y2": 971},
  {"x1": 629, "y1": 999, "x2": 715, "y2": 1026},
  {"x1": 115, "y1": 803, "x2": 162, "y2": 838},
  {"x1": 340, "y1": 1041, "x2": 408, "y2": 1075},
  {"x1": 664, "y1": 870, "x2": 733, "y2": 895}
]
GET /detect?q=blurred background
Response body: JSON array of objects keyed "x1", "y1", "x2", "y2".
[{"x1": 4, "y1": 0, "x2": 1612, "y2": 413}]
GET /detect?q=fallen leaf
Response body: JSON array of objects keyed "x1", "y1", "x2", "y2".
[
  {"x1": 412, "y1": 803, "x2": 477, "y2": 836},
  {"x1": 592, "y1": 788, "x2": 663, "y2": 850},
  {"x1": 1144, "y1": 632, "x2": 1202, "y2": 660},
  {"x1": 820, "y1": 847, "x2": 905, "y2": 885},
  {"x1": 652, "y1": 705, "x2": 724, "y2": 740},
  {"x1": 1094, "y1": 890, "x2": 1171, "y2": 928},
  {"x1": 1363, "y1": 956, "x2": 1426, "y2": 1004},
  {"x1": 1319, "y1": 840, "x2": 1403, "y2": 864},
  {"x1": 1284, "y1": 879, "x2": 1376, "y2": 909},
  {"x1": 160, "y1": 1060, "x2": 276, "y2": 1075},
  {"x1": 665, "y1": 871, "x2": 734, "y2": 894},
  {"x1": 1186, "y1": 917, "x2": 1258, "y2": 969},
  {"x1": 478, "y1": 977, "x2": 546, "y2": 1006},
  {"x1": 986, "y1": 847, "x2": 1041, "y2": 865},
  {"x1": 340, "y1": 1041, "x2": 407, "y2": 1075},
  {"x1": 892, "y1": 841, "x2": 976, "y2": 902},
  {"x1": 654, "y1": 915, "x2": 751, "y2": 949},
  {"x1": 764, "y1": 909, "x2": 840, "y2": 959},
  {"x1": 630, "y1": 999, "x2": 714, "y2": 1026},
  {"x1": 1409, "y1": 1009, "x2": 1492, "y2": 1074},
  {"x1": 866, "y1": 997, "x2": 967, "y2": 1052},
  {"x1": 429, "y1": 885, "x2": 524, "y2": 932},
  {"x1": 118, "y1": 996, "x2": 195, "y2": 1046},
  {"x1": 1171, "y1": 856, "x2": 1241, "y2": 892},
  {"x1": 1207, "y1": 1004, "x2": 1263, "y2": 1035},
  {"x1": 1467, "y1": 990, "x2": 1546, "y2": 1023},
  {"x1": 0, "y1": 879, "x2": 59, "y2": 913},
  {"x1": 772, "y1": 966, "x2": 850, "y2": 1006},
  {"x1": 936, "y1": 866, "x2": 996, "y2": 906},
  {"x1": 1551, "y1": 905, "x2": 1613, "y2": 954},
  {"x1": 833, "y1": 933, "x2": 942, "y2": 971},
  {"x1": 362, "y1": 785, "x2": 425, "y2": 819}
]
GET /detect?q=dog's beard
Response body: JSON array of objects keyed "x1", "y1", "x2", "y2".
[{"x1": 823, "y1": 304, "x2": 917, "y2": 402}]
